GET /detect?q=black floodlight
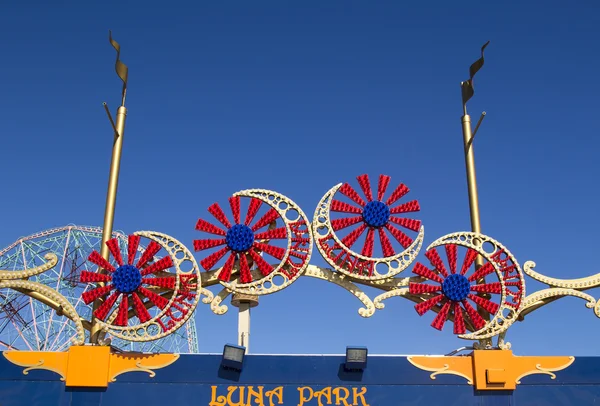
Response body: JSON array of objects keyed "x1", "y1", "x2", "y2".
[
  {"x1": 345, "y1": 346, "x2": 368, "y2": 370},
  {"x1": 221, "y1": 344, "x2": 246, "y2": 371}
]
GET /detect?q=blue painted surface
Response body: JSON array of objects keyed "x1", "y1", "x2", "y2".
[{"x1": 1, "y1": 354, "x2": 600, "y2": 405}]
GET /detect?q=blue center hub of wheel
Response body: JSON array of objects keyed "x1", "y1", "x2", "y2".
[
  {"x1": 442, "y1": 274, "x2": 471, "y2": 302},
  {"x1": 226, "y1": 224, "x2": 255, "y2": 252},
  {"x1": 112, "y1": 264, "x2": 142, "y2": 294},
  {"x1": 362, "y1": 201, "x2": 391, "y2": 228}
]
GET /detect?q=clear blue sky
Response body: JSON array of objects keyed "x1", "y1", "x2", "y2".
[{"x1": 1, "y1": 1, "x2": 599, "y2": 356}]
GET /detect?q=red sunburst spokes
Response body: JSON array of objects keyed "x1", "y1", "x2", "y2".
[
  {"x1": 194, "y1": 194, "x2": 293, "y2": 286},
  {"x1": 313, "y1": 174, "x2": 424, "y2": 280},
  {"x1": 80, "y1": 235, "x2": 177, "y2": 327},
  {"x1": 409, "y1": 244, "x2": 503, "y2": 335}
]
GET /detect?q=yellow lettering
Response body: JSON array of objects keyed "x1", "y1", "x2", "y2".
[
  {"x1": 246, "y1": 386, "x2": 265, "y2": 406},
  {"x1": 352, "y1": 387, "x2": 369, "y2": 406},
  {"x1": 226, "y1": 386, "x2": 245, "y2": 406},
  {"x1": 298, "y1": 386, "x2": 315, "y2": 406},
  {"x1": 314, "y1": 387, "x2": 332, "y2": 406},
  {"x1": 265, "y1": 386, "x2": 284, "y2": 406},
  {"x1": 209, "y1": 386, "x2": 227, "y2": 406},
  {"x1": 332, "y1": 387, "x2": 351, "y2": 406}
]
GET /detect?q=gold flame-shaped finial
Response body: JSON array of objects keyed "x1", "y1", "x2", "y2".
[
  {"x1": 461, "y1": 41, "x2": 490, "y2": 109},
  {"x1": 108, "y1": 30, "x2": 128, "y2": 106}
]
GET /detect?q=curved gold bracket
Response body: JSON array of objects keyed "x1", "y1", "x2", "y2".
[
  {"x1": 408, "y1": 350, "x2": 574, "y2": 390},
  {"x1": 3, "y1": 346, "x2": 179, "y2": 388}
]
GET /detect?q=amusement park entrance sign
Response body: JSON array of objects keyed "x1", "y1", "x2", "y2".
[
  {"x1": 209, "y1": 385, "x2": 369, "y2": 406},
  {"x1": 3, "y1": 34, "x2": 600, "y2": 406}
]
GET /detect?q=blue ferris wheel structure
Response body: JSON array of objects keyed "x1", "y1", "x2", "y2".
[{"x1": 0, "y1": 225, "x2": 198, "y2": 353}]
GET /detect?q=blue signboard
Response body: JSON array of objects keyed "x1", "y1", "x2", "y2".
[{"x1": 2, "y1": 354, "x2": 600, "y2": 405}]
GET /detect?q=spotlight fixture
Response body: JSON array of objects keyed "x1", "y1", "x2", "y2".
[
  {"x1": 221, "y1": 344, "x2": 246, "y2": 371},
  {"x1": 345, "y1": 346, "x2": 368, "y2": 371}
]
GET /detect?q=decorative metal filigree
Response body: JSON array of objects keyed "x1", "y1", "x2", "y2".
[
  {"x1": 194, "y1": 189, "x2": 313, "y2": 296},
  {"x1": 312, "y1": 174, "x2": 424, "y2": 281},
  {"x1": 80, "y1": 231, "x2": 203, "y2": 342}
]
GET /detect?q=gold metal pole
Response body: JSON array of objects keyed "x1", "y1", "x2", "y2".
[
  {"x1": 90, "y1": 31, "x2": 129, "y2": 344},
  {"x1": 461, "y1": 113, "x2": 483, "y2": 268},
  {"x1": 459, "y1": 42, "x2": 491, "y2": 340},
  {"x1": 90, "y1": 106, "x2": 127, "y2": 343}
]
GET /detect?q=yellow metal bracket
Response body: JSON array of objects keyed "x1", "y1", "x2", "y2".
[
  {"x1": 408, "y1": 350, "x2": 574, "y2": 391},
  {"x1": 3, "y1": 346, "x2": 179, "y2": 388}
]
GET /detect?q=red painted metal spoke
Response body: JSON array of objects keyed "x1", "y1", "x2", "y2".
[
  {"x1": 390, "y1": 200, "x2": 420, "y2": 214},
  {"x1": 128, "y1": 235, "x2": 141, "y2": 265},
  {"x1": 195, "y1": 219, "x2": 227, "y2": 236},
  {"x1": 413, "y1": 263, "x2": 444, "y2": 283},
  {"x1": 389, "y1": 217, "x2": 421, "y2": 232},
  {"x1": 82, "y1": 285, "x2": 113, "y2": 305},
  {"x1": 378, "y1": 228, "x2": 396, "y2": 257},
  {"x1": 462, "y1": 299, "x2": 486, "y2": 330},
  {"x1": 245, "y1": 198, "x2": 263, "y2": 225},
  {"x1": 193, "y1": 238, "x2": 227, "y2": 251},
  {"x1": 340, "y1": 224, "x2": 367, "y2": 250},
  {"x1": 415, "y1": 294, "x2": 444, "y2": 315},
  {"x1": 248, "y1": 249, "x2": 274, "y2": 277},
  {"x1": 446, "y1": 244, "x2": 458, "y2": 274},
  {"x1": 251, "y1": 208, "x2": 280, "y2": 232},
  {"x1": 377, "y1": 174, "x2": 391, "y2": 201},
  {"x1": 409, "y1": 283, "x2": 441, "y2": 294},
  {"x1": 132, "y1": 293, "x2": 151, "y2": 323},
  {"x1": 218, "y1": 253, "x2": 236, "y2": 282},
  {"x1": 431, "y1": 300, "x2": 451, "y2": 330},
  {"x1": 140, "y1": 256, "x2": 174, "y2": 276},
  {"x1": 339, "y1": 183, "x2": 366, "y2": 207},
  {"x1": 460, "y1": 248, "x2": 478, "y2": 275},
  {"x1": 239, "y1": 254, "x2": 252, "y2": 284},
  {"x1": 356, "y1": 174, "x2": 373, "y2": 202},
  {"x1": 229, "y1": 196, "x2": 241, "y2": 224},
  {"x1": 468, "y1": 294, "x2": 499, "y2": 315},
  {"x1": 453, "y1": 302, "x2": 466, "y2": 334},
  {"x1": 425, "y1": 248, "x2": 449, "y2": 278},
  {"x1": 385, "y1": 224, "x2": 413, "y2": 249},
  {"x1": 137, "y1": 287, "x2": 169, "y2": 309},
  {"x1": 114, "y1": 294, "x2": 129, "y2": 326},
  {"x1": 93, "y1": 291, "x2": 120, "y2": 321},
  {"x1": 208, "y1": 202, "x2": 232, "y2": 229},
  {"x1": 142, "y1": 276, "x2": 176, "y2": 289},
  {"x1": 468, "y1": 262, "x2": 495, "y2": 282},
  {"x1": 88, "y1": 251, "x2": 115, "y2": 272},
  {"x1": 254, "y1": 227, "x2": 287, "y2": 240},
  {"x1": 200, "y1": 246, "x2": 230, "y2": 271},
  {"x1": 106, "y1": 238, "x2": 123, "y2": 266},
  {"x1": 471, "y1": 282, "x2": 502, "y2": 294},
  {"x1": 80, "y1": 271, "x2": 112, "y2": 283},
  {"x1": 385, "y1": 183, "x2": 409, "y2": 206},
  {"x1": 253, "y1": 242, "x2": 286, "y2": 260},
  {"x1": 136, "y1": 241, "x2": 162, "y2": 269},
  {"x1": 331, "y1": 200, "x2": 363, "y2": 214},
  {"x1": 331, "y1": 216, "x2": 363, "y2": 231},
  {"x1": 361, "y1": 228, "x2": 375, "y2": 257}
]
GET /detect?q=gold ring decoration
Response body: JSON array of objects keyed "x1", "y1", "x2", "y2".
[
  {"x1": 193, "y1": 189, "x2": 313, "y2": 296},
  {"x1": 79, "y1": 231, "x2": 202, "y2": 342},
  {"x1": 313, "y1": 174, "x2": 424, "y2": 281},
  {"x1": 409, "y1": 232, "x2": 525, "y2": 340}
]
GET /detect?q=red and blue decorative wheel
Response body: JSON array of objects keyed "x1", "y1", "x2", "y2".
[
  {"x1": 194, "y1": 189, "x2": 313, "y2": 295},
  {"x1": 313, "y1": 174, "x2": 425, "y2": 280},
  {"x1": 80, "y1": 231, "x2": 202, "y2": 342},
  {"x1": 409, "y1": 232, "x2": 526, "y2": 339}
]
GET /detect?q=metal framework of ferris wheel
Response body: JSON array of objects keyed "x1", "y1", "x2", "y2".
[{"x1": 0, "y1": 225, "x2": 198, "y2": 353}]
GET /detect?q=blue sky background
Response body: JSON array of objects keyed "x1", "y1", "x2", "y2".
[{"x1": 1, "y1": 1, "x2": 599, "y2": 355}]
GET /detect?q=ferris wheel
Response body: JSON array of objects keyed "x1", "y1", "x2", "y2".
[{"x1": 0, "y1": 225, "x2": 198, "y2": 353}]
